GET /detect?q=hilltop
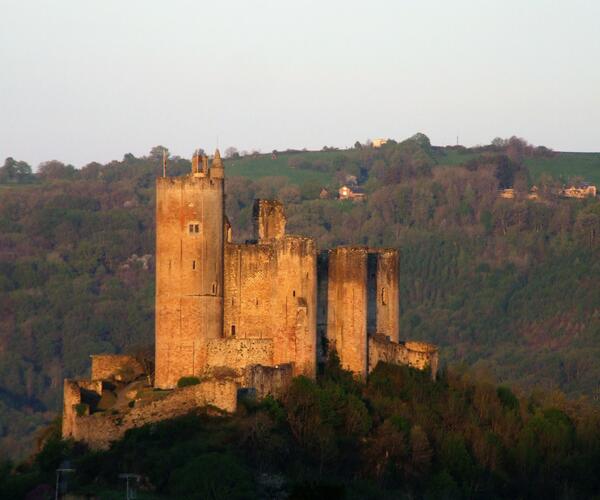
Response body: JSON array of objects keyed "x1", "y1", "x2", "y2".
[
  {"x1": 2, "y1": 361, "x2": 600, "y2": 499},
  {"x1": 2, "y1": 134, "x2": 600, "y2": 461}
]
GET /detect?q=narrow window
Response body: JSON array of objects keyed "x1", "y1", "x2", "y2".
[
  {"x1": 192, "y1": 260, "x2": 196, "y2": 270},
  {"x1": 292, "y1": 290, "x2": 296, "y2": 297},
  {"x1": 212, "y1": 282, "x2": 217, "y2": 294},
  {"x1": 231, "y1": 297, "x2": 235, "y2": 306},
  {"x1": 194, "y1": 224, "x2": 200, "y2": 233},
  {"x1": 189, "y1": 224, "x2": 194, "y2": 233},
  {"x1": 255, "y1": 298, "x2": 258, "y2": 306},
  {"x1": 381, "y1": 287, "x2": 387, "y2": 305},
  {"x1": 231, "y1": 325, "x2": 236, "y2": 336}
]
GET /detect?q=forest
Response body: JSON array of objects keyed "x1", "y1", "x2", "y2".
[
  {"x1": 1, "y1": 360, "x2": 600, "y2": 499},
  {"x1": 1, "y1": 134, "x2": 600, "y2": 463}
]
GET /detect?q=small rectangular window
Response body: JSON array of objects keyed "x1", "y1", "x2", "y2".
[
  {"x1": 194, "y1": 224, "x2": 200, "y2": 233},
  {"x1": 192, "y1": 260, "x2": 196, "y2": 270},
  {"x1": 231, "y1": 325, "x2": 236, "y2": 336},
  {"x1": 189, "y1": 224, "x2": 194, "y2": 233}
]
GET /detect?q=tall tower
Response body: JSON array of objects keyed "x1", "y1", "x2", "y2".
[{"x1": 155, "y1": 150, "x2": 225, "y2": 389}]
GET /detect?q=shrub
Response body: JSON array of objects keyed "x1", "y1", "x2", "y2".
[
  {"x1": 74, "y1": 403, "x2": 89, "y2": 417},
  {"x1": 177, "y1": 376, "x2": 201, "y2": 388}
]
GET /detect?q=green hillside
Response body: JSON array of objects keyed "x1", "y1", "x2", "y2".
[
  {"x1": 526, "y1": 152, "x2": 600, "y2": 185},
  {"x1": 2, "y1": 134, "x2": 600, "y2": 463},
  {"x1": 225, "y1": 150, "x2": 343, "y2": 186}
]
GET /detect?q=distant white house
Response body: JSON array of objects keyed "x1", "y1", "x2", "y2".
[
  {"x1": 339, "y1": 185, "x2": 366, "y2": 202},
  {"x1": 372, "y1": 138, "x2": 388, "y2": 148}
]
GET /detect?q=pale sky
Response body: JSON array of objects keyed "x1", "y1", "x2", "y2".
[{"x1": 1, "y1": 0, "x2": 599, "y2": 168}]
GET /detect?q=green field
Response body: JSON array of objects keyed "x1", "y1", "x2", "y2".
[
  {"x1": 526, "y1": 152, "x2": 600, "y2": 185},
  {"x1": 433, "y1": 149, "x2": 477, "y2": 166},
  {"x1": 225, "y1": 151, "x2": 341, "y2": 185}
]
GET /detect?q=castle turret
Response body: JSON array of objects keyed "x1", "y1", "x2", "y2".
[
  {"x1": 211, "y1": 148, "x2": 224, "y2": 179},
  {"x1": 155, "y1": 150, "x2": 225, "y2": 389}
]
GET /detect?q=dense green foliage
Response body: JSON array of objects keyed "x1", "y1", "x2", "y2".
[
  {"x1": 2, "y1": 362, "x2": 600, "y2": 499},
  {"x1": 2, "y1": 136, "x2": 600, "y2": 462},
  {"x1": 177, "y1": 376, "x2": 201, "y2": 388}
]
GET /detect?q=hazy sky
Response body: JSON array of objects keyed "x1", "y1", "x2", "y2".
[{"x1": 1, "y1": 0, "x2": 599, "y2": 168}]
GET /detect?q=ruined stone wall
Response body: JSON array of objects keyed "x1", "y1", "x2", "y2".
[
  {"x1": 206, "y1": 338, "x2": 274, "y2": 373},
  {"x1": 368, "y1": 336, "x2": 439, "y2": 380},
  {"x1": 224, "y1": 233, "x2": 317, "y2": 378},
  {"x1": 244, "y1": 364, "x2": 293, "y2": 399},
  {"x1": 62, "y1": 379, "x2": 103, "y2": 440},
  {"x1": 254, "y1": 199, "x2": 286, "y2": 241},
  {"x1": 374, "y1": 249, "x2": 400, "y2": 342},
  {"x1": 326, "y1": 247, "x2": 368, "y2": 377},
  {"x1": 155, "y1": 170, "x2": 224, "y2": 389},
  {"x1": 63, "y1": 379, "x2": 238, "y2": 450},
  {"x1": 404, "y1": 341, "x2": 439, "y2": 379},
  {"x1": 224, "y1": 243, "x2": 277, "y2": 339},
  {"x1": 272, "y1": 236, "x2": 317, "y2": 377},
  {"x1": 91, "y1": 355, "x2": 145, "y2": 382}
]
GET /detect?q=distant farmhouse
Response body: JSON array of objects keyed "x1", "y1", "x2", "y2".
[
  {"x1": 498, "y1": 184, "x2": 597, "y2": 201},
  {"x1": 560, "y1": 184, "x2": 597, "y2": 199},
  {"x1": 339, "y1": 185, "x2": 366, "y2": 202},
  {"x1": 372, "y1": 138, "x2": 388, "y2": 148}
]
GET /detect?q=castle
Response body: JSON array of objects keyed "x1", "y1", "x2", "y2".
[{"x1": 62, "y1": 150, "x2": 438, "y2": 449}]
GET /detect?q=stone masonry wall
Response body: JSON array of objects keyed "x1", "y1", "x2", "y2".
[
  {"x1": 155, "y1": 170, "x2": 224, "y2": 389},
  {"x1": 91, "y1": 355, "x2": 145, "y2": 382},
  {"x1": 243, "y1": 364, "x2": 293, "y2": 399},
  {"x1": 374, "y1": 249, "x2": 400, "y2": 342},
  {"x1": 368, "y1": 336, "x2": 439, "y2": 380},
  {"x1": 63, "y1": 379, "x2": 238, "y2": 450},
  {"x1": 224, "y1": 233, "x2": 317, "y2": 378},
  {"x1": 206, "y1": 338, "x2": 274, "y2": 373},
  {"x1": 254, "y1": 199, "x2": 286, "y2": 241},
  {"x1": 327, "y1": 247, "x2": 368, "y2": 377}
]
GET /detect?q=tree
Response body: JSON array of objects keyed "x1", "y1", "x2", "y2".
[
  {"x1": 148, "y1": 145, "x2": 169, "y2": 162},
  {"x1": 225, "y1": 147, "x2": 239, "y2": 158},
  {"x1": 0, "y1": 158, "x2": 33, "y2": 184},
  {"x1": 37, "y1": 160, "x2": 75, "y2": 180}
]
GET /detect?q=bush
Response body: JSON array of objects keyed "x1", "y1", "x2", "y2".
[
  {"x1": 74, "y1": 403, "x2": 89, "y2": 416},
  {"x1": 177, "y1": 376, "x2": 201, "y2": 388}
]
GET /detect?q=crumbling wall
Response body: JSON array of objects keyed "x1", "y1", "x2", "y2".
[
  {"x1": 368, "y1": 336, "x2": 439, "y2": 380},
  {"x1": 374, "y1": 249, "x2": 399, "y2": 342},
  {"x1": 64, "y1": 379, "x2": 238, "y2": 450},
  {"x1": 271, "y1": 236, "x2": 317, "y2": 377},
  {"x1": 62, "y1": 379, "x2": 103, "y2": 440},
  {"x1": 254, "y1": 199, "x2": 286, "y2": 241},
  {"x1": 91, "y1": 355, "x2": 145, "y2": 382},
  {"x1": 327, "y1": 247, "x2": 368, "y2": 377},
  {"x1": 206, "y1": 338, "x2": 274, "y2": 374},
  {"x1": 405, "y1": 341, "x2": 439, "y2": 379},
  {"x1": 224, "y1": 243, "x2": 277, "y2": 340},
  {"x1": 244, "y1": 363, "x2": 293, "y2": 399},
  {"x1": 224, "y1": 231, "x2": 317, "y2": 378}
]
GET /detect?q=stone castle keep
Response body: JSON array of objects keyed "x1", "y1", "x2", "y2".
[{"x1": 63, "y1": 150, "x2": 438, "y2": 449}]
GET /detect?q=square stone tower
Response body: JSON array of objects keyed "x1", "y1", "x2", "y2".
[{"x1": 154, "y1": 150, "x2": 225, "y2": 388}]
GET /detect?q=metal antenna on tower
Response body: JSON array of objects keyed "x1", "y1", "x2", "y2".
[{"x1": 162, "y1": 149, "x2": 167, "y2": 177}]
